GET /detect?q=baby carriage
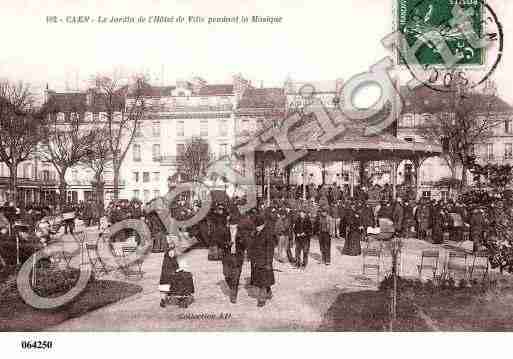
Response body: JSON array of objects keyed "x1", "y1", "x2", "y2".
[{"x1": 158, "y1": 240, "x2": 195, "y2": 308}]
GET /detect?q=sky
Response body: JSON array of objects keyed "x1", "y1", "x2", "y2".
[{"x1": 0, "y1": 0, "x2": 511, "y2": 103}]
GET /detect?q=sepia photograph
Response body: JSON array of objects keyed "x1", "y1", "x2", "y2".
[{"x1": 1, "y1": 0, "x2": 513, "y2": 355}]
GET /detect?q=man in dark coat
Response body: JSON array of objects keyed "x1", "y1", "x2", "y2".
[
  {"x1": 338, "y1": 200, "x2": 348, "y2": 239},
  {"x1": 402, "y1": 200, "x2": 415, "y2": 237},
  {"x1": 293, "y1": 209, "x2": 313, "y2": 269},
  {"x1": 470, "y1": 207, "x2": 486, "y2": 252},
  {"x1": 248, "y1": 214, "x2": 277, "y2": 307},
  {"x1": 315, "y1": 207, "x2": 332, "y2": 265},
  {"x1": 392, "y1": 199, "x2": 404, "y2": 235},
  {"x1": 431, "y1": 204, "x2": 445, "y2": 244},
  {"x1": 223, "y1": 209, "x2": 255, "y2": 303},
  {"x1": 342, "y1": 202, "x2": 362, "y2": 256},
  {"x1": 416, "y1": 200, "x2": 432, "y2": 241},
  {"x1": 210, "y1": 205, "x2": 229, "y2": 261}
]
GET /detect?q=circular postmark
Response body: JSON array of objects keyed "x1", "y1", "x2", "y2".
[{"x1": 399, "y1": 0, "x2": 503, "y2": 92}]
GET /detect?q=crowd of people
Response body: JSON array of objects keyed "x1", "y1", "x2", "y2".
[
  {"x1": 154, "y1": 183, "x2": 513, "y2": 308},
  {"x1": 1, "y1": 182, "x2": 510, "y2": 308}
]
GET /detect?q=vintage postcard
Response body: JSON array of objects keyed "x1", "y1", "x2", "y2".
[{"x1": 1, "y1": 0, "x2": 513, "y2": 356}]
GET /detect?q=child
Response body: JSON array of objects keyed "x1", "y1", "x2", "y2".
[{"x1": 158, "y1": 237, "x2": 195, "y2": 308}]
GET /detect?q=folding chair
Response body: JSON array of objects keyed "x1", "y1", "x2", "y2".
[
  {"x1": 446, "y1": 251, "x2": 468, "y2": 280},
  {"x1": 86, "y1": 243, "x2": 108, "y2": 277},
  {"x1": 362, "y1": 247, "x2": 382, "y2": 281},
  {"x1": 72, "y1": 231, "x2": 87, "y2": 265},
  {"x1": 470, "y1": 251, "x2": 489, "y2": 281},
  {"x1": 417, "y1": 250, "x2": 440, "y2": 279},
  {"x1": 120, "y1": 245, "x2": 144, "y2": 279}
]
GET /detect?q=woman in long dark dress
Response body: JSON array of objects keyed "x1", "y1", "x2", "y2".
[{"x1": 342, "y1": 203, "x2": 362, "y2": 256}]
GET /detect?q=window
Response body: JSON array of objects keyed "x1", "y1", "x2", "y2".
[
  {"x1": 152, "y1": 121, "x2": 161, "y2": 137},
  {"x1": 401, "y1": 115, "x2": 413, "y2": 128},
  {"x1": 404, "y1": 137, "x2": 413, "y2": 142},
  {"x1": 486, "y1": 143, "x2": 494, "y2": 160},
  {"x1": 504, "y1": 143, "x2": 512, "y2": 158},
  {"x1": 143, "y1": 190, "x2": 150, "y2": 203},
  {"x1": 153, "y1": 172, "x2": 160, "y2": 182},
  {"x1": 133, "y1": 144, "x2": 141, "y2": 162},
  {"x1": 177, "y1": 121, "x2": 185, "y2": 137},
  {"x1": 241, "y1": 119, "x2": 250, "y2": 132},
  {"x1": 133, "y1": 190, "x2": 140, "y2": 200},
  {"x1": 177, "y1": 144, "x2": 185, "y2": 156},
  {"x1": 219, "y1": 143, "x2": 228, "y2": 157},
  {"x1": 470, "y1": 144, "x2": 475, "y2": 156},
  {"x1": 153, "y1": 190, "x2": 160, "y2": 199},
  {"x1": 218, "y1": 119, "x2": 228, "y2": 137},
  {"x1": 422, "y1": 191, "x2": 431, "y2": 199},
  {"x1": 500, "y1": 119, "x2": 508, "y2": 133},
  {"x1": 135, "y1": 124, "x2": 143, "y2": 137},
  {"x1": 133, "y1": 172, "x2": 139, "y2": 183},
  {"x1": 200, "y1": 120, "x2": 208, "y2": 137},
  {"x1": 152, "y1": 144, "x2": 161, "y2": 161},
  {"x1": 93, "y1": 112, "x2": 99, "y2": 122},
  {"x1": 143, "y1": 172, "x2": 150, "y2": 183}
]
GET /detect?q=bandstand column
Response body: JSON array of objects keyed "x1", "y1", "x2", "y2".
[
  {"x1": 413, "y1": 157, "x2": 424, "y2": 201},
  {"x1": 349, "y1": 161, "x2": 355, "y2": 198},
  {"x1": 267, "y1": 165, "x2": 271, "y2": 207},
  {"x1": 302, "y1": 161, "x2": 306, "y2": 200},
  {"x1": 391, "y1": 159, "x2": 398, "y2": 200}
]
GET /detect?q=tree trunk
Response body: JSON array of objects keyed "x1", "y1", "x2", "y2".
[
  {"x1": 58, "y1": 171, "x2": 67, "y2": 206},
  {"x1": 8, "y1": 164, "x2": 18, "y2": 206},
  {"x1": 461, "y1": 163, "x2": 468, "y2": 190},
  {"x1": 113, "y1": 158, "x2": 120, "y2": 200},
  {"x1": 94, "y1": 173, "x2": 105, "y2": 217}
]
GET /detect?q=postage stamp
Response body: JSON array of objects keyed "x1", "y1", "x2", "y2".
[{"x1": 397, "y1": 0, "x2": 485, "y2": 66}]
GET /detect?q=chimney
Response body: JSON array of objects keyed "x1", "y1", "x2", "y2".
[
  {"x1": 335, "y1": 78, "x2": 344, "y2": 94},
  {"x1": 43, "y1": 83, "x2": 49, "y2": 103},
  {"x1": 283, "y1": 75, "x2": 294, "y2": 94},
  {"x1": 233, "y1": 73, "x2": 252, "y2": 100},
  {"x1": 191, "y1": 76, "x2": 207, "y2": 94}
]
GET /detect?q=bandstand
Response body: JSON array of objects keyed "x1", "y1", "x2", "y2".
[{"x1": 235, "y1": 111, "x2": 442, "y2": 204}]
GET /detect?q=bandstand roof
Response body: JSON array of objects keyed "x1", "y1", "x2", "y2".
[{"x1": 234, "y1": 108, "x2": 442, "y2": 163}]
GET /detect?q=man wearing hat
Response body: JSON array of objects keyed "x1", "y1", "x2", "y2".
[
  {"x1": 293, "y1": 208, "x2": 313, "y2": 269},
  {"x1": 470, "y1": 206, "x2": 486, "y2": 253},
  {"x1": 315, "y1": 206, "x2": 332, "y2": 265},
  {"x1": 274, "y1": 209, "x2": 289, "y2": 263},
  {"x1": 223, "y1": 208, "x2": 256, "y2": 304},
  {"x1": 248, "y1": 214, "x2": 277, "y2": 307}
]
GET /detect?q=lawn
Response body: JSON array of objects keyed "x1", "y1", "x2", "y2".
[
  {"x1": 318, "y1": 290, "x2": 429, "y2": 331},
  {"x1": 319, "y1": 276, "x2": 513, "y2": 331},
  {"x1": 0, "y1": 279, "x2": 142, "y2": 331},
  {"x1": 410, "y1": 279, "x2": 513, "y2": 331}
]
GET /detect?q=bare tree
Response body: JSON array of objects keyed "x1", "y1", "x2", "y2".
[
  {"x1": 82, "y1": 127, "x2": 112, "y2": 208},
  {"x1": 177, "y1": 137, "x2": 215, "y2": 181},
  {"x1": 0, "y1": 80, "x2": 44, "y2": 205},
  {"x1": 41, "y1": 98, "x2": 100, "y2": 205},
  {"x1": 417, "y1": 82, "x2": 503, "y2": 188},
  {"x1": 92, "y1": 72, "x2": 147, "y2": 199}
]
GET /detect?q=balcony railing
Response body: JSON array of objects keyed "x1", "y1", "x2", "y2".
[
  {"x1": 148, "y1": 104, "x2": 233, "y2": 113},
  {"x1": 473, "y1": 155, "x2": 513, "y2": 164}
]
